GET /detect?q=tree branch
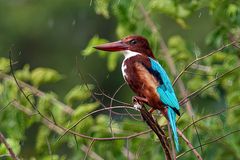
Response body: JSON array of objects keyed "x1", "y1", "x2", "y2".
[
  {"x1": 139, "y1": 105, "x2": 172, "y2": 160},
  {"x1": 0, "y1": 132, "x2": 19, "y2": 160},
  {"x1": 177, "y1": 129, "x2": 240, "y2": 159},
  {"x1": 173, "y1": 41, "x2": 238, "y2": 85},
  {"x1": 177, "y1": 129, "x2": 203, "y2": 160}
]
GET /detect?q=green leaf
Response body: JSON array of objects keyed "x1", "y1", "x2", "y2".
[
  {"x1": 41, "y1": 155, "x2": 66, "y2": 160},
  {"x1": 0, "y1": 57, "x2": 10, "y2": 73},
  {"x1": 94, "y1": 0, "x2": 110, "y2": 19},
  {"x1": 150, "y1": 0, "x2": 176, "y2": 16},
  {"x1": 81, "y1": 35, "x2": 108, "y2": 57},
  {"x1": 36, "y1": 126, "x2": 50, "y2": 153},
  {"x1": 15, "y1": 64, "x2": 31, "y2": 81},
  {"x1": 227, "y1": 4, "x2": 238, "y2": 16},
  {"x1": 177, "y1": 5, "x2": 190, "y2": 18},
  {"x1": 176, "y1": 18, "x2": 188, "y2": 29},
  {"x1": 31, "y1": 67, "x2": 62, "y2": 87},
  {"x1": 64, "y1": 84, "x2": 94, "y2": 105},
  {"x1": 72, "y1": 102, "x2": 99, "y2": 119}
]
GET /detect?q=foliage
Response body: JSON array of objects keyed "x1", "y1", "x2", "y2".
[{"x1": 0, "y1": 0, "x2": 240, "y2": 159}]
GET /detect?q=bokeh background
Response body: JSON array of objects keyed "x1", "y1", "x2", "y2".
[
  {"x1": 0, "y1": 0, "x2": 213, "y2": 99},
  {"x1": 0, "y1": 0, "x2": 240, "y2": 159}
]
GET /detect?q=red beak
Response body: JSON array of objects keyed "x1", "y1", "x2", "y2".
[{"x1": 94, "y1": 41, "x2": 128, "y2": 52}]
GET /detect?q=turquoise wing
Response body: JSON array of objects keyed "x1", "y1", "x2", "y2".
[
  {"x1": 149, "y1": 57, "x2": 180, "y2": 111},
  {"x1": 149, "y1": 57, "x2": 180, "y2": 151}
]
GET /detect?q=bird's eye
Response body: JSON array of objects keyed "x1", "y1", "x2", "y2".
[{"x1": 129, "y1": 39, "x2": 137, "y2": 45}]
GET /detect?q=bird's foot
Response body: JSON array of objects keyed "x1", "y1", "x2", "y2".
[
  {"x1": 133, "y1": 102, "x2": 142, "y2": 111},
  {"x1": 132, "y1": 96, "x2": 147, "y2": 111},
  {"x1": 132, "y1": 96, "x2": 148, "y2": 105}
]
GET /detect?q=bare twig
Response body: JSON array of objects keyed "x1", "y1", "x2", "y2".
[
  {"x1": 0, "y1": 100, "x2": 16, "y2": 113},
  {"x1": 84, "y1": 139, "x2": 96, "y2": 160},
  {"x1": 177, "y1": 129, "x2": 203, "y2": 160},
  {"x1": 173, "y1": 41, "x2": 237, "y2": 85},
  {"x1": 81, "y1": 145, "x2": 104, "y2": 160},
  {"x1": 0, "y1": 132, "x2": 19, "y2": 160},
  {"x1": 12, "y1": 99, "x2": 152, "y2": 141},
  {"x1": 0, "y1": 72, "x2": 74, "y2": 114},
  {"x1": 168, "y1": 122, "x2": 176, "y2": 160},
  {"x1": 57, "y1": 105, "x2": 140, "y2": 141},
  {"x1": 122, "y1": 147, "x2": 135, "y2": 160},
  {"x1": 179, "y1": 64, "x2": 240, "y2": 106},
  {"x1": 179, "y1": 84, "x2": 216, "y2": 106},
  {"x1": 109, "y1": 82, "x2": 126, "y2": 137},
  {"x1": 191, "y1": 116, "x2": 203, "y2": 155},
  {"x1": 139, "y1": 105, "x2": 172, "y2": 160},
  {"x1": 177, "y1": 129, "x2": 240, "y2": 158},
  {"x1": 182, "y1": 103, "x2": 240, "y2": 132},
  {"x1": 46, "y1": 137, "x2": 53, "y2": 160}
]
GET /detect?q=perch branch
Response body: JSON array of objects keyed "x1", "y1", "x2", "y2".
[
  {"x1": 139, "y1": 104, "x2": 172, "y2": 160},
  {"x1": 0, "y1": 132, "x2": 19, "y2": 160}
]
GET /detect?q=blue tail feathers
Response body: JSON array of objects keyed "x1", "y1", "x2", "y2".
[{"x1": 168, "y1": 107, "x2": 179, "y2": 151}]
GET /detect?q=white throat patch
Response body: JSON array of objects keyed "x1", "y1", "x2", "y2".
[
  {"x1": 121, "y1": 50, "x2": 140, "y2": 81},
  {"x1": 123, "y1": 50, "x2": 140, "y2": 59}
]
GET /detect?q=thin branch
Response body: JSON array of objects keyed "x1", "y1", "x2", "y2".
[
  {"x1": 0, "y1": 100, "x2": 16, "y2": 113},
  {"x1": 168, "y1": 122, "x2": 176, "y2": 160},
  {"x1": 179, "y1": 84, "x2": 216, "y2": 106},
  {"x1": 139, "y1": 105, "x2": 172, "y2": 160},
  {"x1": 57, "y1": 105, "x2": 139, "y2": 142},
  {"x1": 0, "y1": 132, "x2": 19, "y2": 160},
  {"x1": 109, "y1": 82, "x2": 126, "y2": 137},
  {"x1": 182, "y1": 103, "x2": 240, "y2": 133},
  {"x1": 46, "y1": 137, "x2": 53, "y2": 160},
  {"x1": 122, "y1": 139, "x2": 136, "y2": 160},
  {"x1": 191, "y1": 116, "x2": 203, "y2": 155},
  {"x1": 177, "y1": 129, "x2": 240, "y2": 158},
  {"x1": 179, "y1": 64, "x2": 240, "y2": 106},
  {"x1": 89, "y1": 74, "x2": 141, "y2": 119},
  {"x1": 83, "y1": 139, "x2": 96, "y2": 160},
  {"x1": 173, "y1": 41, "x2": 237, "y2": 85},
  {"x1": 9, "y1": 51, "x2": 63, "y2": 127},
  {"x1": 177, "y1": 129, "x2": 203, "y2": 160},
  {"x1": 12, "y1": 99, "x2": 152, "y2": 141},
  {"x1": 122, "y1": 146, "x2": 135, "y2": 160},
  {"x1": 81, "y1": 145, "x2": 104, "y2": 160},
  {"x1": 0, "y1": 72, "x2": 74, "y2": 114}
]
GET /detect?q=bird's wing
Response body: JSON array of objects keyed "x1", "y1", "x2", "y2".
[
  {"x1": 148, "y1": 57, "x2": 180, "y2": 112},
  {"x1": 148, "y1": 57, "x2": 180, "y2": 151}
]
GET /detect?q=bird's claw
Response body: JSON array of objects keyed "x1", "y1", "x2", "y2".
[
  {"x1": 132, "y1": 96, "x2": 143, "y2": 111},
  {"x1": 133, "y1": 102, "x2": 142, "y2": 111}
]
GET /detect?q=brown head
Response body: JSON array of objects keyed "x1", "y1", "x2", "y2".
[{"x1": 94, "y1": 35, "x2": 155, "y2": 58}]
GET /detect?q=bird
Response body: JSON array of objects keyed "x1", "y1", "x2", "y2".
[{"x1": 94, "y1": 35, "x2": 180, "y2": 151}]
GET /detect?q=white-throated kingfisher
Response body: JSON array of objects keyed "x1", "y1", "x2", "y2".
[{"x1": 94, "y1": 35, "x2": 180, "y2": 151}]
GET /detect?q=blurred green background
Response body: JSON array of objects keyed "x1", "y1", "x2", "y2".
[
  {"x1": 0, "y1": 0, "x2": 117, "y2": 98},
  {"x1": 0, "y1": 0, "x2": 240, "y2": 159},
  {"x1": 0, "y1": 0, "x2": 213, "y2": 99}
]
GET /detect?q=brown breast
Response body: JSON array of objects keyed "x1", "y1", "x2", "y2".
[{"x1": 122, "y1": 55, "x2": 163, "y2": 109}]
